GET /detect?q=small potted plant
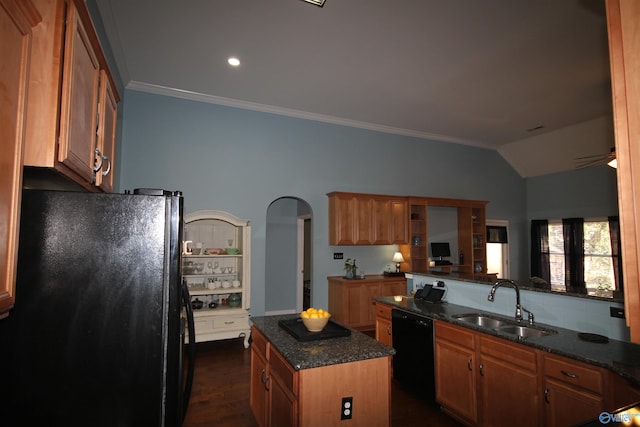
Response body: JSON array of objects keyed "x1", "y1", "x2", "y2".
[{"x1": 344, "y1": 258, "x2": 357, "y2": 279}]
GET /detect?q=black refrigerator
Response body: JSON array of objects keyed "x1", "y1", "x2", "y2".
[{"x1": 0, "y1": 188, "x2": 195, "y2": 426}]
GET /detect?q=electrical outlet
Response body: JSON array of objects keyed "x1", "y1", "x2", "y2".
[
  {"x1": 610, "y1": 306, "x2": 625, "y2": 319},
  {"x1": 341, "y1": 397, "x2": 353, "y2": 420},
  {"x1": 333, "y1": 252, "x2": 344, "y2": 260}
]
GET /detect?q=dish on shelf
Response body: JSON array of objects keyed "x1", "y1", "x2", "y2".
[
  {"x1": 225, "y1": 248, "x2": 240, "y2": 255},
  {"x1": 205, "y1": 248, "x2": 222, "y2": 255}
]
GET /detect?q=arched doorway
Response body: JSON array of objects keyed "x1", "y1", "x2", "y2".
[{"x1": 265, "y1": 197, "x2": 312, "y2": 314}]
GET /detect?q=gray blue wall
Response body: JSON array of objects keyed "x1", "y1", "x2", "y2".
[
  {"x1": 86, "y1": 0, "x2": 619, "y2": 316},
  {"x1": 115, "y1": 89, "x2": 616, "y2": 316}
]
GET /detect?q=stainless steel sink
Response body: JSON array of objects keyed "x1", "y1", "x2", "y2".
[
  {"x1": 452, "y1": 314, "x2": 509, "y2": 329},
  {"x1": 452, "y1": 313, "x2": 557, "y2": 339},
  {"x1": 497, "y1": 324, "x2": 557, "y2": 338}
]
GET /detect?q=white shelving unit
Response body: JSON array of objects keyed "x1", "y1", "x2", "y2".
[{"x1": 183, "y1": 210, "x2": 251, "y2": 348}]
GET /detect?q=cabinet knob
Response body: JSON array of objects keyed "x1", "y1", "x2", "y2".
[
  {"x1": 93, "y1": 148, "x2": 103, "y2": 172},
  {"x1": 387, "y1": 325, "x2": 392, "y2": 335},
  {"x1": 544, "y1": 388, "x2": 550, "y2": 404},
  {"x1": 101, "y1": 155, "x2": 111, "y2": 176},
  {"x1": 467, "y1": 358, "x2": 473, "y2": 371}
]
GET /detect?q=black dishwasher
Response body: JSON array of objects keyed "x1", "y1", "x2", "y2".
[{"x1": 391, "y1": 309, "x2": 435, "y2": 403}]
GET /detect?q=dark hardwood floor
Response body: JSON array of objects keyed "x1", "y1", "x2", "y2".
[{"x1": 183, "y1": 337, "x2": 463, "y2": 427}]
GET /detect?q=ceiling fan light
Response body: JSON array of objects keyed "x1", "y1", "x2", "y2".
[{"x1": 301, "y1": 0, "x2": 325, "y2": 6}]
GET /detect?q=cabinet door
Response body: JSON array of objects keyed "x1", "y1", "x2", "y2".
[
  {"x1": 371, "y1": 197, "x2": 408, "y2": 245},
  {"x1": 95, "y1": 70, "x2": 117, "y2": 192},
  {"x1": 250, "y1": 341, "x2": 269, "y2": 427},
  {"x1": 435, "y1": 338, "x2": 477, "y2": 425},
  {"x1": 328, "y1": 193, "x2": 356, "y2": 245},
  {"x1": 270, "y1": 374, "x2": 297, "y2": 427},
  {"x1": 58, "y1": 0, "x2": 100, "y2": 183},
  {"x1": 371, "y1": 197, "x2": 391, "y2": 244},
  {"x1": 390, "y1": 198, "x2": 408, "y2": 244},
  {"x1": 344, "y1": 283, "x2": 378, "y2": 328},
  {"x1": 480, "y1": 356, "x2": 539, "y2": 427},
  {"x1": 0, "y1": 0, "x2": 39, "y2": 317},
  {"x1": 543, "y1": 379, "x2": 604, "y2": 427},
  {"x1": 355, "y1": 196, "x2": 374, "y2": 244}
]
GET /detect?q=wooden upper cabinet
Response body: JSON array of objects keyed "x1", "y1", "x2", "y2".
[
  {"x1": 58, "y1": 0, "x2": 100, "y2": 183},
  {"x1": 328, "y1": 192, "x2": 357, "y2": 245},
  {"x1": 0, "y1": 0, "x2": 41, "y2": 318},
  {"x1": 23, "y1": 0, "x2": 120, "y2": 192},
  {"x1": 95, "y1": 70, "x2": 118, "y2": 192},
  {"x1": 327, "y1": 192, "x2": 408, "y2": 245}
]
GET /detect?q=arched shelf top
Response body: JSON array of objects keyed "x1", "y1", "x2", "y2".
[{"x1": 184, "y1": 210, "x2": 249, "y2": 227}]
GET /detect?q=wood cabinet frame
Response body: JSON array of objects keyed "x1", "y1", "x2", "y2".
[
  {"x1": 606, "y1": 0, "x2": 640, "y2": 342},
  {"x1": 0, "y1": 0, "x2": 41, "y2": 318}
]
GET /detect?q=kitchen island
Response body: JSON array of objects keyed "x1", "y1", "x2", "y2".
[{"x1": 250, "y1": 314, "x2": 395, "y2": 427}]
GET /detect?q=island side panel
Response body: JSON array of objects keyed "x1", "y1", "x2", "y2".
[{"x1": 297, "y1": 355, "x2": 391, "y2": 427}]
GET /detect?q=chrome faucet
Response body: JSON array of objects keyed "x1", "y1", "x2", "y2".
[{"x1": 488, "y1": 279, "x2": 535, "y2": 325}]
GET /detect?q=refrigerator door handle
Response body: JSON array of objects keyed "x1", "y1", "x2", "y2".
[{"x1": 181, "y1": 281, "x2": 196, "y2": 421}]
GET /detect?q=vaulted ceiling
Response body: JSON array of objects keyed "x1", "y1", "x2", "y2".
[{"x1": 94, "y1": 0, "x2": 615, "y2": 177}]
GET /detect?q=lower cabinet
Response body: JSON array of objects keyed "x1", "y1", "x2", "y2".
[
  {"x1": 329, "y1": 276, "x2": 406, "y2": 331},
  {"x1": 542, "y1": 353, "x2": 606, "y2": 427},
  {"x1": 434, "y1": 321, "x2": 478, "y2": 425},
  {"x1": 478, "y1": 334, "x2": 539, "y2": 427},
  {"x1": 436, "y1": 321, "x2": 540, "y2": 426},
  {"x1": 435, "y1": 319, "x2": 640, "y2": 426}
]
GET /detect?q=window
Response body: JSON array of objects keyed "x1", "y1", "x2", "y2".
[{"x1": 544, "y1": 219, "x2": 617, "y2": 297}]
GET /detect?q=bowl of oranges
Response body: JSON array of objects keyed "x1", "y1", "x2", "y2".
[{"x1": 300, "y1": 307, "x2": 331, "y2": 332}]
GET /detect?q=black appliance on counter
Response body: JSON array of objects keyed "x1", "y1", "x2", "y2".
[
  {"x1": 392, "y1": 309, "x2": 436, "y2": 403},
  {"x1": 0, "y1": 189, "x2": 195, "y2": 426}
]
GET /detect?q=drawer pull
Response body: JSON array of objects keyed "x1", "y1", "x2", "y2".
[
  {"x1": 561, "y1": 370, "x2": 578, "y2": 379},
  {"x1": 468, "y1": 358, "x2": 472, "y2": 371},
  {"x1": 224, "y1": 321, "x2": 235, "y2": 325},
  {"x1": 544, "y1": 388, "x2": 550, "y2": 403},
  {"x1": 480, "y1": 363, "x2": 485, "y2": 376}
]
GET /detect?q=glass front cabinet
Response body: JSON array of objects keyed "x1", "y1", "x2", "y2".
[{"x1": 183, "y1": 210, "x2": 251, "y2": 348}]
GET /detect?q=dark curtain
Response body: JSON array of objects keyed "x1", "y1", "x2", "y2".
[
  {"x1": 487, "y1": 226, "x2": 508, "y2": 243},
  {"x1": 563, "y1": 218, "x2": 585, "y2": 291},
  {"x1": 609, "y1": 216, "x2": 624, "y2": 295},
  {"x1": 530, "y1": 220, "x2": 550, "y2": 284}
]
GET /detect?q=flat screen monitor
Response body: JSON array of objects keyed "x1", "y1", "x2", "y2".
[{"x1": 431, "y1": 242, "x2": 451, "y2": 259}]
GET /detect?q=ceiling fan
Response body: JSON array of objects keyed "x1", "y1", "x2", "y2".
[{"x1": 575, "y1": 147, "x2": 617, "y2": 169}]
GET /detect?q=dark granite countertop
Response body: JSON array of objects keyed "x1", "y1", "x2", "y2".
[
  {"x1": 376, "y1": 296, "x2": 640, "y2": 387},
  {"x1": 251, "y1": 314, "x2": 395, "y2": 371}
]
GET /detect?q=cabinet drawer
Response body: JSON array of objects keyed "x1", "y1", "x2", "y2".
[
  {"x1": 269, "y1": 346, "x2": 298, "y2": 396},
  {"x1": 435, "y1": 320, "x2": 475, "y2": 349},
  {"x1": 543, "y1": 354, "x2": 604, "y2": 395},
  {"x1": 213, "y1": 315, "x2": 249, "y2": 331},
  {"x1": 375, "y1": 302, "x2": 393, "y2": 320},
  {"x1": 251, "y1": 326, "x2": 268, "y2": 358},
  {"x1": 479, "y1": 335, "x2": 537, "y2": 372}
]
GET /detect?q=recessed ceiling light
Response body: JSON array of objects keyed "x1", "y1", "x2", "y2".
[{"x1": 227, "y1": 57, "x2": 240, "y2": 67}]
